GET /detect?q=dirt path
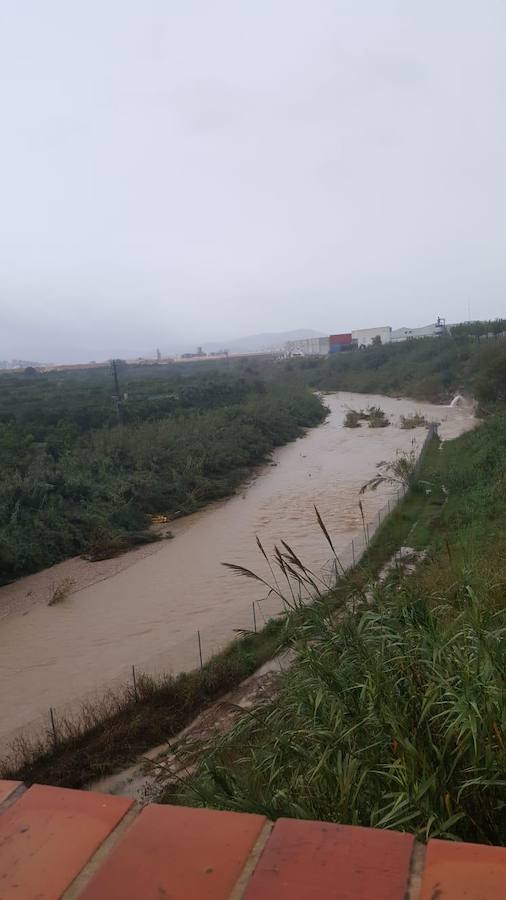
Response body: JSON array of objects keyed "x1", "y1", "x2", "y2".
[{"x1": 90, "y1": 649, "x2": 295, "y2": 801}]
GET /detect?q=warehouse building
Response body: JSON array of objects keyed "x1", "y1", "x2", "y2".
[
  {"x1": 284, "y1": 337, "x2": 323, "y2": 356},
  {"x1": 351, "y1": 326, "x2": 392, "y2": 348},
  {"x1": 391, "y1": 318, "x2": 446, "y2": 342}
]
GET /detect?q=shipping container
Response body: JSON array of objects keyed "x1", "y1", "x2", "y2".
[
  {"x1": 329, "y1": 333, "x2": 352, "y2": 345},
  {"x1": 329, "y1": 342, "x2": 357, "y2": 354},
  {"x1": 318, "y1": 336, "x2": 330, "y2": 354}
]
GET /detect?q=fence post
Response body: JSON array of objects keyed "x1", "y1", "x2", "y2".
[
  {"x1": 49, "y1": 707, "x2": 58, "y2": 748},
  {"x1": 351, "y1": 539, "x2": 355, "y2": 566},
  {"x1": 377, "y1": 510, "x2": 381, "y2": 527},
  {"x1": 366, "y1": 524, "x2": 370, "y2": 546},
  {"x1": 132, "y1": 664, "x2": 139, "y2": 702},
  {"x1": 388, "y1": 499, "x2": 391, "y2": 514},
  {"x1": 197, "y1": 630, "x2": 203, "y2": 671},
  {"x1": 252, "y1": 602, "x2": 257, "y2": 633}
]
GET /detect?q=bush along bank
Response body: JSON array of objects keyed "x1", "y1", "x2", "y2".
[{"x1": 0, "y1": 383, "x2": 326, "y2": 583}]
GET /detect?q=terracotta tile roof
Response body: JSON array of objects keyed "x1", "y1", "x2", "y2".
[{"x1": 1, "y1": 779, "x2": 504, "y2": 899}]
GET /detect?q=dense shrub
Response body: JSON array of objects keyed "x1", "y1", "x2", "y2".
[{"x1": 0, "y1": 369, "x2": 325, "y2": 582}]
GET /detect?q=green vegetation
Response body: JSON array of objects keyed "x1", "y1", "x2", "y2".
[
  {"x1": 343, "y1": 406, "x2": 389, "y2": 428},
  {"x1": 367, "y1": 405, "x2": 389, "y2": 428},
  {"x1": 450, "y1": 318, "x2": 506, "y2": 339},
  {"x1": 179, "y1": 578, "x2": 506, "y2": 844},
  {"x1": 163, "y1": 415, "x2": 506, "y2": 845},
  {"x1": 361, "y1": 444, "x2": 418, "y2": 495},
  {"x1": 0, "y1": 363, "x2": 325, "y2": 582},
  {"x1": 400, "y1": 412, "x2": 428, "y2": 429},
  {"x1": 343, "y1": 410, "x2": 361, "y2": 428}
]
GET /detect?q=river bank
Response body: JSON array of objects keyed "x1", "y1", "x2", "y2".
[{"x1": 0, "y1": 392, "x2": 475, "y2": 745}]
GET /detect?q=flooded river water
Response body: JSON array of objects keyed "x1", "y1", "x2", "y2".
[{"x1": 0, "y1": 393, "x2": 475, "y2": 745}]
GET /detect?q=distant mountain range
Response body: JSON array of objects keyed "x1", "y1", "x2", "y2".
[
  {"x1": 0, "y1": 330, "x2": 324, "y2": 369},
  {"x1": 197, "y1": 329, "x2": 325, "y2": 355}
]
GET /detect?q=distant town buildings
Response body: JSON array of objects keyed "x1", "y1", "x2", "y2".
[{"x1": 284, "y1": 319, "x2": 447, "y2": 357}]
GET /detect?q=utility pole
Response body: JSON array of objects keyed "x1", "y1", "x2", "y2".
[{"x1": 111, "y1": 359, "x2": 123, "y2": 424}]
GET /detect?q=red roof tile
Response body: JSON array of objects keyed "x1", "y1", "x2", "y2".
[
  {"x1": 0, "y1": 783, "x2": 131, "y2": 899},
  {"x1": 420, "y1": 838, "x2": 506, "y2": 900},
  {"x1": 3, "y1": 780, "x2": 506, "y2": 899},
  {"x1": 80, "y1": 803, "x2": 266, "y2": 900},
  {"x1": 244, "y1": 818, "x2": 414, "y2": 899}
]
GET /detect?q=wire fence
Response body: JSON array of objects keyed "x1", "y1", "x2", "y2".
[{"x1": 0, "y1": 425, "x2": 437, "y2": 762}]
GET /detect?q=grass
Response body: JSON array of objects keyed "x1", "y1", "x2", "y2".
[
  {"x1": 176, "y1": 578, "x2": 506, "y2": 844},
  {"x1": 154, "y1": 415, "x2": 506, "y2": 845}
]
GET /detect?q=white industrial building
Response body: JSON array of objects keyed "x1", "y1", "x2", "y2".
[
  {"x1": 391, "y1": 320, "x2": 446, "y2": 342},
  {"x1": 285, "y1": 319, "x2": 446, "y2": 356},
  {"x1": 351, "y1": 326, "x2": 392, "y2": 348},
  {"x1": 284, "y1": 336, "x2": 328, "y2": 356}
]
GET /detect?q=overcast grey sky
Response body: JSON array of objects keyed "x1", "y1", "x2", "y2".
[{"x1": 1, "y1": 1, "x2": 505, "y2": 362}]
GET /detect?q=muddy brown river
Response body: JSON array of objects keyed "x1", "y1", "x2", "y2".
[{"x1": 0, "y1": 393, "x2": 475, "y2": 746}]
